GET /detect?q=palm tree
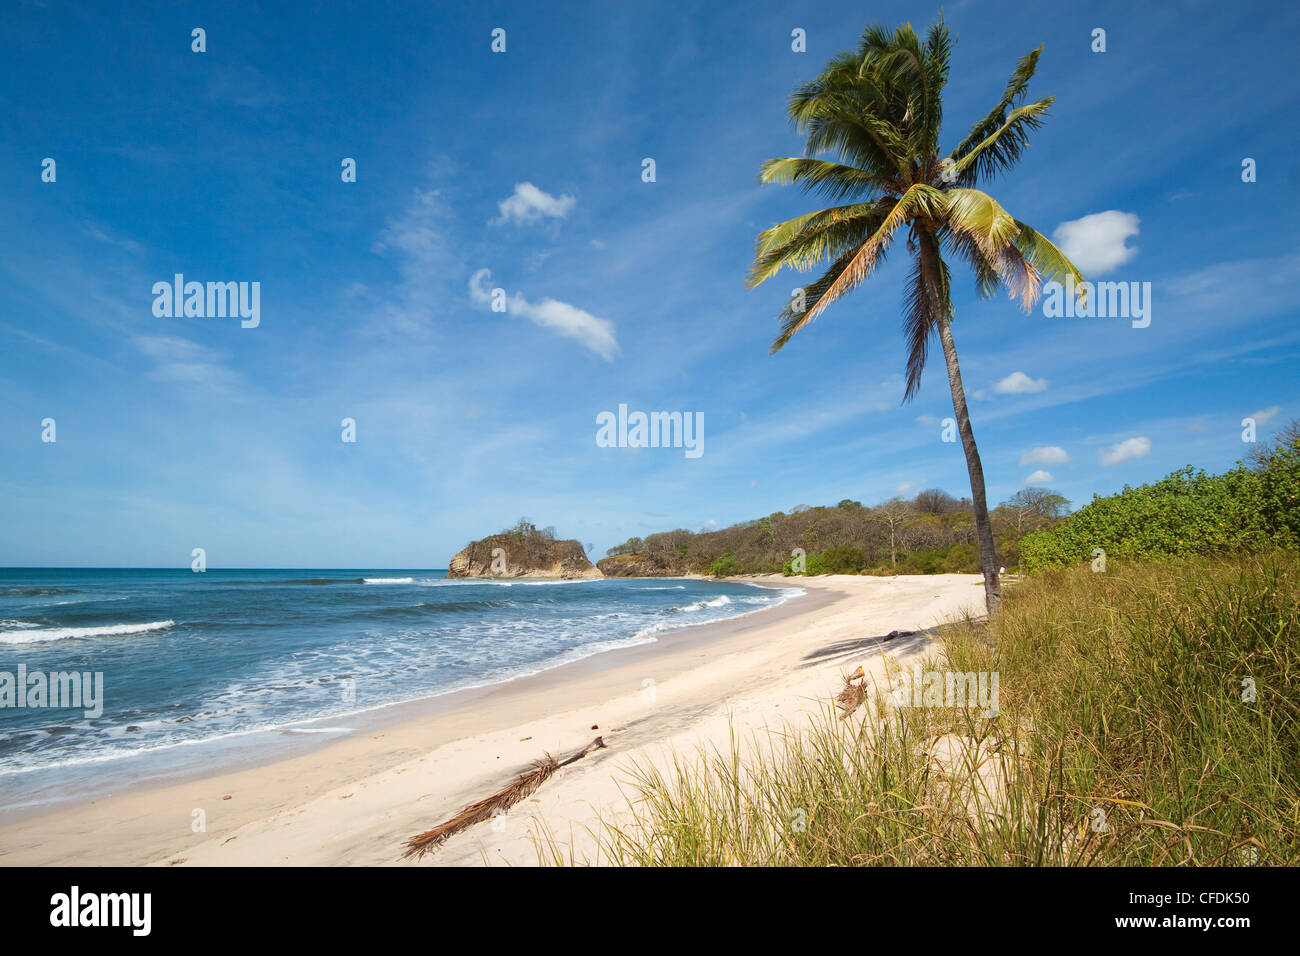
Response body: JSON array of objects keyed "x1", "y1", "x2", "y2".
[{"x1": 748, "y1": 17, "x2": 1085, "y2": 614}]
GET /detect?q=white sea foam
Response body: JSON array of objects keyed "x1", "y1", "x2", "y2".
[
  {"x1": 677, "y1": 595, "x2": 732, "y2": 612},
  {"x1": 362, "y1": 577, "x2": 414, "y2": 584},
  {"x1": 280, "y1": 727, "x2": 354, "y2": 735},
  {"x1": 0, "y1": 620, "x2": 175, "y2": 644},
  {"x1": 411, "y1": 577, "x2": 604, "y2": 587},
  {"x1": 516, "y1": 579, "x2": 603, "y2": 586}
]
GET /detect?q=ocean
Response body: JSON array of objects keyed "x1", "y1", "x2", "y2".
[{"x1": 0, "y1": 568, "x2": 801, "y2": 811}]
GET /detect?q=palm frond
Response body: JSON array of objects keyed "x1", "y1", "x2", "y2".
[
  {"x1": 860, "y1": 21, "x2": 945, "y2": 158},
  {"x1": 1012, "y1": 220, "x2": 1087, "y2": 303},
  {"x1": 943, "y1": 188, "x2": 1041, "y2": 308},
  {"x1": 789, "y1": 56, "x2": 912, "y2": 178},
  {"x1": 756, "y1": 157, "x2": 885, "y2": 203},
  {"x1": 770, "y1": 250, "x2": 860, "y2": 352},
  {"x1": 836, "y1": 669, "x2": 867, "y2": 719},
  {"x1": 944, "y1": 188, "x2": 1020, "y2": 251},
  {"x1": 948, "y1": 98, "x2": 1053, "y2": 184},
  {"x1": 748, "y1": 200, "x2": 890, "y2": 287},
  {"x1": 951, "y1": 45, "x2": 1043, "y2": 160},
  {"x1": 792, "y1": 182, "x2": 943, "y2": 327},
  {"x1": 903, "y1": 227, "x2": 951, "y2": 400},
  {"x1": 797, "y1": 98, "x2": 911, "y2": 177},
  {"x1": 941, "y1": 225, "x2": 1004, "y2": 300},
  {"x1": 401, "y1": 736, "x2": 607, "y2": 860},
  {"x1": 921, "y1": 17, "x2": 952, "y2": 154}
]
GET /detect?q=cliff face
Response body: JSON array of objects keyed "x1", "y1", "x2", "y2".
[
  {"x1": 447, "y1": 534, "x2": 602, "y2": 579},
  {"x1": 596, "y1": 551, "x2": 693, "y2": 577}
]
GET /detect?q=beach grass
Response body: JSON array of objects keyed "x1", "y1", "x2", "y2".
[{"x1": 555, "y1": 552, "x2": 1299, "y2": 865}]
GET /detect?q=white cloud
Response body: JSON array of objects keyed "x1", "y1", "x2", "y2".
[
  {"x1": 1019, "y1": 446, "x2": 1070, "y2": 466},
  {"x1": 1100, "y1": 436, "x2": 1151, "y2": 466},
  {"x1": 993, "y1": 371, "x2": 1048, "y2": 395},
  {"x1": 1248, "y1": 405, "x2": 1282, "y2": 425},
  {"x1": 1052, "y1": 210, "x2": 1140, "y2": 276},
  {"x1": 915, "y1": 414, "x2": 939, "y2": 425},
  {"x1": 1022, "y1": 470, "x2": 1054, "y2": 484},
  {"x1": 492, "y1": 182, "x2": 576, "y2": 226},
  {"x1": 896, "y1": 481, "x2": 916, "y2": 493},
  {"x1": 469, "y1": 268, "x2": 618, "y2": 359}
]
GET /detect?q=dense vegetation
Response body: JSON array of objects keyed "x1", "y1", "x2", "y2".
[
  {"x1": 553, "y1": 553, "x2": 1299, "y2": 866},
  {"x1": 603, "y1": 487, "x2": 1067, "y2": 577},
  {"x1": 607, "y1": 423, "x2": 1298, "y2": 579},
  {"x1": 1021, "y1": 422, "x2": 1300, "y2": 572}
]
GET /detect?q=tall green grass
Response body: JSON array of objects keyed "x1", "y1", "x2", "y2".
[{"x1": 560, "y1": 553, "x2": 1299, "y2": 865}]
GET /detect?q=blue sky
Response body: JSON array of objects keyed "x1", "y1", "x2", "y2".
[{"x1": 2, "y1": 0, "x2": 1297, "y2": 568}]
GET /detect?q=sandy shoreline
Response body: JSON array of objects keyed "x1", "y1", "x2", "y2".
[{"x1": 0, "y1": 573, "x2": 983, "y2": 866}]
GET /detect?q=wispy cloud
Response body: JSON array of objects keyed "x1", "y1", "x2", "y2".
[
  {"x1": 1022, "y1": 469, "x2": 1054, "y2": 484},
  {"x1": 82, "y1": 222, "x2": 143, "y2": 255},
  {"x1": 371, "y1": 187, "x2": 462, "y2": 334},
  {"x1": 1247, "y1": 405, "x2": 1281, "y2": 424},
  {"x1": 133, "y1": 335, "x2": 242, "y2": 393},
  {"x1": 469, "y1": 268, "x2": 618, "y2": 359},
  {"x1": 1164, "y1": 250, "x2": 1300, "y2": 320}
]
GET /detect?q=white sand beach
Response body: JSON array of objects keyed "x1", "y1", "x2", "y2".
[{"x1": 0, "y1": 573, "x2": 983, "y2": 866}]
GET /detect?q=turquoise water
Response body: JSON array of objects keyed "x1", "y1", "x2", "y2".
[{"x1": 0, "y1": 568, "x2": 800, "y2": 809}]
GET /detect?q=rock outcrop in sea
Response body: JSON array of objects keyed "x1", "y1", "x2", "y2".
[{"x1": 447, "y1": 526, "x2": 602, "y2": 579}]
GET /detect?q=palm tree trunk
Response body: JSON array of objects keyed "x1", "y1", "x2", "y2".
[{"x1": 935, "y1": 313, "x2": 1001, "y2": 614}]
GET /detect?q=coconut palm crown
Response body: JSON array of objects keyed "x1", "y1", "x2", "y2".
[{"x1": 748, "y1": 17, "x2": 1085, "y2": 613}]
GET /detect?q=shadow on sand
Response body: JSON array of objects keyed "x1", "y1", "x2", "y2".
[{"x1": 797, "y1": 629, "x2": 936, "y2": 671}]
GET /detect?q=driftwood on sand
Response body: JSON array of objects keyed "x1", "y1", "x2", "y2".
[{"x1": 401, "y1": 736, "x2": 607, "y2": 860}]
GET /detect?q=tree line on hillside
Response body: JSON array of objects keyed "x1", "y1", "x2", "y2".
[{"x1": 604, "y1": 487, "x2": 1068, "y2": 577}]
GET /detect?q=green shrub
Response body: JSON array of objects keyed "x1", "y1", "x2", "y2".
[
  {"x1": 897, "y1": 543, "x2": 980, "y2": 574},
  {"x1": 782, "y1": 545, "x2": 865, "y2": 575},
  {"x1": 1021, "y1": 436, "x2": 1300, "y2": 572},
  {"x1": 818, "y1": 545, "x2": 866, "y2": 574},
  {"x1": 709, "y1": 553, "x2": 740, "y2": 577}
]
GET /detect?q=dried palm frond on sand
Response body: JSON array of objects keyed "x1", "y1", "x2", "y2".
[
  {"x1": 401, "y1": 736, "x2": 607, "y2": 860},
  {"x1": 836, "y1": 666, "x2": 867, "y2": 719}
]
